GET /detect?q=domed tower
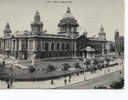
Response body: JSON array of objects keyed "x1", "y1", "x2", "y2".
[
  {"x1": 83, "y1": 29, "x2": 88, "y2": 37},
  {"x1": 31, "y1": 11, "x2": 43, "y2": 35},
  {"x1": 58, "y1": 7, "x2": 79, "y2": 37},
  {"x1": 98, "y1": 25, "x2": 106, "y2": 40},
  {"x1": 3, "y1": 22, "x2": 12, "y2": 37},
  {"x1": 114, "y1": 29, "x2": 119, "y2": 42}
]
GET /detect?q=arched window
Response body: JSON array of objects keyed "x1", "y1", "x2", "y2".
[
  {"x1": 13, "y1": 40, "x2": 15, "y2": 50},
  {"x1": 45, "y1": 42, "x2": 49, "y2": 51},
  {"x1": 66, "y1": 43, "x2": 69, "y2": 50},
  {"x1": 51, "y1": 43, "x2": 54, "y2": 51},
  {"x1": 29, "y1": 40, "x2": 33, "y2": 50},
  {"x1": 21, "y1": 40, "x2": 26, "y2": 51},
  {"x1": 37, "y1": 40, "x2": 41, "y2": 51},
  {"x1": 61, "y1": 43, "x2": 65, "y2": 50},
  {"x1": 57, "y1": 43, "x2": 60, "y2": 51}
]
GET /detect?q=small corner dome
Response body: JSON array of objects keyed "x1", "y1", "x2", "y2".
[
  {"x1": 100, "y1": 24, "x2": 104, "y2": 32},
  {"x1": 115, "y1": 29, "x2": 119, "y2": 33},
  {"x1": 31, "y1": 10, "x2": 43, "y2": 25}
]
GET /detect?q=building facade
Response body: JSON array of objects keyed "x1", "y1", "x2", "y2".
[
  {"x1": 0, "y1": 7, "x2": 111, "y2": 60},
  {"x1": 114, "y1": 30, "x2": 124, "y2": 54},
  {"x1": 76, "y1": 26, "x2": 109, "y2": 57}
]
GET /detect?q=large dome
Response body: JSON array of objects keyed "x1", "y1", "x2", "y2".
[
  {"x1": 58, "y1": 7, "x2": 78, "y2": 26},
  {"x1": 58, "y1": 7, "x2": 79, "y2": 37}
]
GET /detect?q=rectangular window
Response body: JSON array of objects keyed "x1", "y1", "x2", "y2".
[
  {"x1": 21, "y1": 40, "x2": 26, "y2": 51},
  {"x1": 37, "y1": 40, "x2": 41, "y2": 51},
  {"x1": 29, "y1": 40, "x2": 33, "y2": 51},
  {"x1": 13, "y1": 40, "x2": 15, "y2": 50}
]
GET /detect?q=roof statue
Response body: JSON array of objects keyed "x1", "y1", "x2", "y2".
[
  {"x1": 63, "y1": 6, "x2": 74, "y2": 19},
  {"x1": 3, "y1": 22, "x2": 12, "y2": 37},
  {"x1": 100, "y1": 24, "x2": 104, "y2": 32}
]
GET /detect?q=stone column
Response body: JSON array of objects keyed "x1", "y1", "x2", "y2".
[
  {"x1": 15, "y1": 39, "x2": 17, "y2": 51},
  {"x1": 41, "y1": 40, "x2": 43, "y2": 51},
  {"x1": 55, "y1": 42, "x2": 57, "y2": 51},
  {"x1": 78, "y1": 27, "x2": 79, "y2": 32},
  {"x1": 33, "y1": 40, "x2": 36, "y2": 51},
  {"x1": 106, "y1": 42, "x2": 110, "y2": 54},
  {"x1": 86, "y1": 51, "x2": 90, "y2": 59},
  {"x1": 74, "y1": 40, "x2": 77, "y2": 57},
  {"x1": 102, "y1": 43, "x2": 104, "y2": 55},
  {"x1": 49, "y1": 41, "x2": 51, "y2": 51},
  {"x1": 43, "y1": 40, "x2": 45, "y2": 51},
  {"x1": 11, "y1": 39, "x2": 13, "y2": 51},
  {"x1": 8, "y1": 39, "x2": 11, "y2": 51},
  {"x1": 58, "y1": 27, "x2": 60, "y2": 33},
  {"x1": 28, "y1": 40, "x2": 30, "y2": 51},
  {"x1": 19, "y1": 39, "x2": 22, "y2": 51}
]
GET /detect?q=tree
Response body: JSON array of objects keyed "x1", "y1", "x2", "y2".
[
  {"x1": 0, "y1": 61, "x2": 5, "y2": 70},
  {"x1": 105, "y1": 57, "x2": 111, "y2": 67},
  {"x1": 93, "y1": 59, "x2": 99, "y2": 66},
  {"x1": 0, "y1": 61, "x2": 7, "y2": 80},
  {"x1": 28, "y1": 65, "x2": 36, "y2": 80},
  {"x1": 99, "y1": 60, "x2": 104, "y2": 69},
  {"x1": 47, "y1": 64, "x2": 56, "y2": 72},
  {"x1": 84, "y1": 59, "x2": 91, "y2": 71},
  {"x1": 62, "y1": 63, "x2": 71, "y2": 71},
  {"x1": 0, "y1": 63, "x2": 3, "y2": 71},
  {"x1": 74, "y1": 63, "x2": 81, "y2": 69},
  {"x1": 93, "y1": 59, "x2": 99, "y2": 71}
]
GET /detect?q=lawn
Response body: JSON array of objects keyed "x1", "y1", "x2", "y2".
[{"x1": 0, "y1": 58, "x2": 85, "y2": 81}]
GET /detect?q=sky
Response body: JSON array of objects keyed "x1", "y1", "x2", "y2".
[{"x1": 0, "y1": 0, "x2": 124, "y2": 41}]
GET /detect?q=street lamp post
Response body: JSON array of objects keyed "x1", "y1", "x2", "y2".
[{"x1": 84, "y1": 67, "x2": 86, "y2": 81}]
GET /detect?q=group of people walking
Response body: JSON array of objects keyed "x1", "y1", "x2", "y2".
[
  {"x1": 64, "y1": 74, "x2": 72, "y2": 85},
  {"x1": 50, "y1": 72, "x2": 82, "y2": 86},
  {"x1": 6, "y1": 79, "x2": 13, "y2": 89}
]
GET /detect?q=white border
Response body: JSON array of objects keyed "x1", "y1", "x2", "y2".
[{"x1": 0, "y1": 0, "x2": 128, "y2": 99}]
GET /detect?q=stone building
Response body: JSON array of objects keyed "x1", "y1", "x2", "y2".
[
  {"x1": 0, "y1": 7, "x2": 110, "y2": 60},
  {"x1": 114, "y1": 30, "x2": 124, "y2": 54},
  {"x1": 76, "y1": 25, "x2": 108, "y2": 57}
]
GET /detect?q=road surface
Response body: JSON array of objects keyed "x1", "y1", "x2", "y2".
[{"x1": 58, "y1": 70, "x2": 123, "y2": 89}]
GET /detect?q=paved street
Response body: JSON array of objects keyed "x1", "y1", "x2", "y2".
[{"x1": 58, "y1": 70, "x2": 123, "y2": 89}]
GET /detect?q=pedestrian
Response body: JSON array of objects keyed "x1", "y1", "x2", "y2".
[
  {"x1": 6, "y1": 79, "x2": 9, "y2": 84},
  {"x1": 69, "y1": 74, "x2": 71, "y2": 79},
  {"x1": 120, "y1": 70, "x2": 122, "y2": 74},
  {"x1": 64, "y1": 78, "x2": 67, "y2": 85},
  {"x1": 77, "y1": 72, "x2": 79, "y2": 76},
  {"x1": 108, "y1": 69, "x2": 109, "y2": 72},
  {"x1": 84, "y1": 76, "x2": 86, "y2": 81},
  {"x1": 10, "y1": 80, "x2": 13, "y2": 86},
  {"x1": 51, "y1": 79, "x2": 54, "y2": 85},
  {"x1": 7, "y1": 82, "x2": 10, "y2": 89},
  {"x1": 68, "y1": 78, "x2": 71, "y2": 83}
]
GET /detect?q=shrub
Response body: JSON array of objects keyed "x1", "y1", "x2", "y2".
[
  {"x1": 84, "y1": 59, "x2": 91, "y2": 66},
  {"x1": 105, "y1": 57, "x2": 111, "y2": 66},
  {"x1": 62, "y1": 63, "x2": 71, "y2": 71},
  {"x1": 93, "y1": 59, "x2": 99, "y2": 66},
  {"x1": 74, "y1": 63, "x2": 81, "y2": 69},
  {"x1": 47, "y1": 64, "x2": 56, "y2": 72},
  {"x1": 28, "y1": 65, "x2": 36, "y2": 73},
  {"x1": 84, "y1": 59, "x2": 91, "y2": 71}
]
